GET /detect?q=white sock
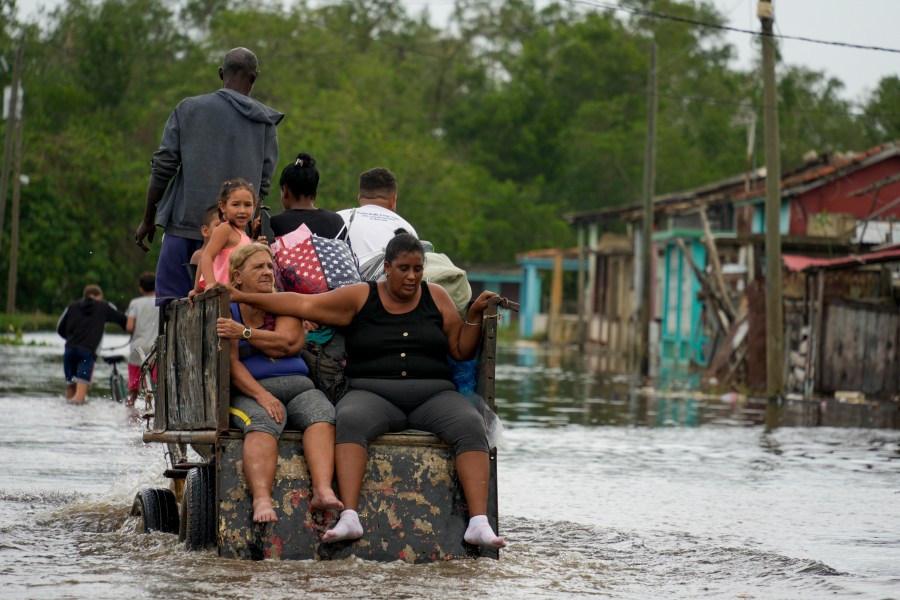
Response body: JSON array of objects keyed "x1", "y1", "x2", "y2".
[
  {"x1": 323, "y1": 509, "x2": 363, "y2": 543},
  {"x1": 464, "y1": 514, "x2": 507, "y2": 549}
]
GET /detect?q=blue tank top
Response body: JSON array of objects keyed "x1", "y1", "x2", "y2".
[{"x1": 230, "y1": 302, "x2": 308, "y2": 379}]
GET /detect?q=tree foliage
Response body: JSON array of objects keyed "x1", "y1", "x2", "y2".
[{"x1": 0, "y1": 0, "x2": 890, "y2": 312}]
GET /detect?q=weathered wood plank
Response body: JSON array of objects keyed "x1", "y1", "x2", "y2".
[
  {"x1": 820, "y1": 303, "x2": 837, "y2": 391},
  {"x1": 863, "y1": 310, "x2": 884, "y2": 395},
  {"x1": 837, "y1": 304, "x2": 855, "y2": 390},
  {"x1": 817, "y1": 299, "x2": 900, "y2": 398},
  {"x1": 885, "y1": 311, "x2": 900, "y2": 396}
]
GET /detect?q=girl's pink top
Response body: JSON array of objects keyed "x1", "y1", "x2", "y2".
[{"x1": 199, "y1": 224, "x2": 252, "y2": 288}]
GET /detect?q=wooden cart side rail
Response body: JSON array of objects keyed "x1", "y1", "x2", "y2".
[
  {"x1": 143, "y1": 430, "x2": 218, "y2": 445},
  {"x1": 478, "y1": 297, "x2": 519, "y2": 412},
  {"x1": 144, "y1": 429, "x2": 449, "y2": 448},
  {"x1": 155, "y1": 288, "x2": 231, "y2": 432}
]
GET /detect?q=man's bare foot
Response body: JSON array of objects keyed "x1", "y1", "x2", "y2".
[
  {"x1": 309, "y1": 489, "x2": 344, "y2": 512},
  {"x1": 67, "y1": 398, "x2": 85, "y2": 405},
  {"x1": 252, "y1": 497, "x2": 278, "y2": 523}
]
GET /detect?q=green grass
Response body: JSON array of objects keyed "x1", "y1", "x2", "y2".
[
  {"x1": 0, "y1": 312, "x2": 59, "y2": 332},
  {"x1": 0, "y1": 313, "x2": 58, "y2": 345}
]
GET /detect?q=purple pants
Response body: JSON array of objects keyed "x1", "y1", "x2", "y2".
[{"x1": 156, "y1": 234, "x2": 202, "y2": 306}]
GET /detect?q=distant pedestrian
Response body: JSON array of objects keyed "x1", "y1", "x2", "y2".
[
  {"x1": 125, "y1": 273, "x2": 159, "y2": 406},
  {"x1": 57, "y1": 285, "x2": 128, "y2": 404}
]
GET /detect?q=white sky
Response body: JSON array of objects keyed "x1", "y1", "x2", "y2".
[{"x1": 13, "y1": 0, "x2": 900, "y2": 103}]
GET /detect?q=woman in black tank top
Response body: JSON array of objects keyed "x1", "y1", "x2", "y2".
[{"x1": 230, "y1": 231, "x2": 507, "y2": 550}]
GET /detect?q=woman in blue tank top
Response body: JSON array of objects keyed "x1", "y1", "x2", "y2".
[
  {"x1": 217, "y1": 243, "x2": 343, "y2": 523},
  {"x1": 230, "y1": 232, "x2": 506, "y2": 550}
]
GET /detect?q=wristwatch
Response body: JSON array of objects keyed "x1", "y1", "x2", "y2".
[{"x1": 242, "y1": 327, "x2": 252, "y2": 340}]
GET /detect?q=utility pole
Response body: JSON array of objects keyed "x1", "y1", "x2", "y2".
[
  {"x1": 639, "y1": 43, "x2": 658, "y2": 377},
  {"x1": 0, "y1": 42, "x2": 24, "y2": 250},
  {"x1": 759, "y1": 1, "x2": 784, "y2": 406},
  {"x1": 6, "y1": 108, "x2": 23, "y2": 313}
]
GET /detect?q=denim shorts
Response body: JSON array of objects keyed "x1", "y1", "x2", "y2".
[{"x1": 63, "y1": 348, "x2": 95, "y2": 385}]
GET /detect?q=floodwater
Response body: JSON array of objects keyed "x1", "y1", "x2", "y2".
[{"x1": 1, "y1": 333, "x2": 898, "y2": 600}]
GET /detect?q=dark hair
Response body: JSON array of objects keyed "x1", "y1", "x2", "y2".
[
  {"x1": 138, "y1": 272, "x2": 156, "y2": 293},
  {"x1": 279, "y1": 152, "x2": 319, "y2": 198},
  {"x1": 384, "y1": 230, "x2": 424, "y2": 264},
  {"x1": 83, "y1": 284, "x2": 102, "y2": 299},
  {"x1": 359, "y1": 167, "x2": 398, "y2": 199},
  {"x1": 218, "y1": 177, "x2": 258, "y2": 205},
  {"x1": 222, "y1": 47, "x2": 258, "y2": 78},
  {"x1": 202, "y1": 203, "x2": 222, "y2": 228}
]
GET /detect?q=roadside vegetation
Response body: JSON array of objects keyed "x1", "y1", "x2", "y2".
[{"x1": 0, "y1": 0, "x2": 896, "y2": 314}]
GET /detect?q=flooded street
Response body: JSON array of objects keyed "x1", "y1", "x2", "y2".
[{"x1": 1, "y1": 333, "x2": 898, "y2": 599}]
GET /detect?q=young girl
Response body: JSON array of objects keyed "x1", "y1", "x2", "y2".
[{"x1": 195, "y1": 179, "x2": 257, "y2": 293}]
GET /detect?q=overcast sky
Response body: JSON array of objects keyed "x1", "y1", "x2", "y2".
[{"x1": 13, "y1": 0, "x2": 900, "y2": 103}]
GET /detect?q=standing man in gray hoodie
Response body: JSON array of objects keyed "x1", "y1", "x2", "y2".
[{"x1": 134, "y1": 47, "x2": 284, "y2": 305}]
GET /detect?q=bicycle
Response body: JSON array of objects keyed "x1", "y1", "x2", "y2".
[{"x1": 103, "y1": 354, "x2": 128, "y2": 403}]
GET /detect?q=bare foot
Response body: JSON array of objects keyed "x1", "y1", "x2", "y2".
[
  {"x1": 252, "y1": 497, "x2": 278, "y2": 523},
  {"x1": 309, "y1": 489, "x2": 344, "y2": 512},
  {"x1": 67, "y1": 398, "x2": 86, "y2": 405}
]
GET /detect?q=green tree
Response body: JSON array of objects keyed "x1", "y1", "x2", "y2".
[{"x1": 861, "y1": 76, "x2": 900, "y2": 145}]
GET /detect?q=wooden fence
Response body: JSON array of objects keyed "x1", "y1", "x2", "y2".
[{"x1": 817, "y1": 299, "x2": 900, "y2": 397}]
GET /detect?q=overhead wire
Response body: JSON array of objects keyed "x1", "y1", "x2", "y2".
[{"x1": 567, "y1": 0, "x2": 900, "y2": 54}]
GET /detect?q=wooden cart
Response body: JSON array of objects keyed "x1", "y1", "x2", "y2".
[{"x1": 130, "y1": 287, "x2": 511, "y2": 562}]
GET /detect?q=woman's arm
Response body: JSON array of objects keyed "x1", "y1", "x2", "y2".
[
  {"x1": 216, "y1": 312, "x2": 305, "y2": 357},
  {"x1": 434, "y1": 285, "x2": 498, "y2": 361},
  {"x1": 228, "y1": 338, "x2": 285, "y2": 424},
  {"x1": 229, "y1": 283, "x2": 368, "y2": 327}
]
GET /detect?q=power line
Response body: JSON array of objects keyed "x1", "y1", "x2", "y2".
[
  {"x1": 568, "y1": 0, "x2": 900, "y2": 54},
  {"x1": 655, "y1": 87, "x2": 885, "y2": 120}
]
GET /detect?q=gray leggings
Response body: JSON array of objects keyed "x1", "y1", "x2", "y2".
[
  {"x1": 335, "y1": 378, "x2": 488, "y2": 454},
  {"x1": 230, "y1": 375, "x2": 335, "y2": 438}
]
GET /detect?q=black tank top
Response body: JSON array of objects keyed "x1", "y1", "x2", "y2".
[{"x1": 344, "y1": 282, "x2": 451, "y2": 380}]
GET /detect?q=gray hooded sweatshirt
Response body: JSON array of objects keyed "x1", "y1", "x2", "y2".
[{"x1": 150, "y1": 88, "x2": 284, "y2": 240}]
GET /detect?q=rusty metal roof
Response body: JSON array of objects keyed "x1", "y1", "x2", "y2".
[
  {"x1": 783, "y1": 244, "x2": 900, "y2": 271},
  {"x1": 566, "y1": 142, "x2": 900, "y2": 225}
]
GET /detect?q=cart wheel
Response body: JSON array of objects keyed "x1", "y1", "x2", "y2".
[
  {"x1": 181, "y1": 465, "x2": 215, "y2": 550},
  {"x1": 131, "y1": 488, "x2": 179, "y2": 534}
]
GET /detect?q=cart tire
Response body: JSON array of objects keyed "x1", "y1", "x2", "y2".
[
  {"x1": 181, "y1": 465, "x2": 215, "y2": 550},
  {"x1": 131, "y1": 488, "x2": 179, "y2": 534}
]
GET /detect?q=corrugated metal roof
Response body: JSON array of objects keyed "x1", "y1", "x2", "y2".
[
  {"x1": 735, "y1": 143, "x2": 900, "y2": 202},
  {"x1": 566, "y1": 142, "x2": 900, "y2": 225},
  {"x1": 782, "y1": 245, "x2": 900, "y2": 271}
]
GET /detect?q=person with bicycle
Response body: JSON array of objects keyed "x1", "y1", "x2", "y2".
[
  {"x1": 125, "y1": 273, "x2": 159, "y2": 406},
  {"x1": 57, "y1": 284, "x2": 128, "y2": 404}
]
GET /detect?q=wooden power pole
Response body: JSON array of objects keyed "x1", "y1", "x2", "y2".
[
  {"x1": 759, "y1": 1, "x2": 784, "y2": 402},
  {"x1": 639, "y1": 43, "x2": 658, "y2": 377},
  {"x1": 0, "y1": 42, "x2": 24, "y2": 251},
  {"x1": 6, "y1": 107, "x2": 23, "y2": 313}
]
